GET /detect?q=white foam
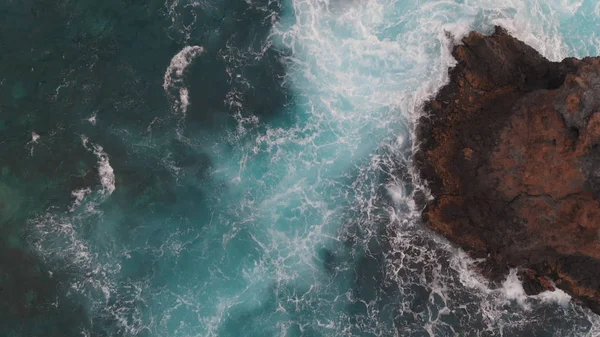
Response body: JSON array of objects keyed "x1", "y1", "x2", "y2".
[
  {"x1": 178, "y1": 87, "x2": 190, "y2": 112},
  {"x1": 70, "y1": 187, "x2": 92, "y2": 212},
  {"x1": 81, "y1": 136, "x2": 116, "y2": 195},
  {"x1": 163, "y1": 46, "x2": 203, "y2": 89},
  {"x1": 28, "y1": 210, "x2": 144, "y2": 335},
  {"x1": 501, "y1": 269, "x2": 572, "y2": 307},
  {"x1": 81, "y1": 135, "x2": 89, "y2": 148},
  {"x1": 386, "y1": 183, "x2": 406, "y2": 204},
  {"x1": 93, "y1": 144, "x2": 116, "y2": 195},
  {"x1": 535, "y1": 287, "x2": 572, "y2": 306},
  {"x1": 163, "y1": 46, "x2": 204, "y2": 114},
  {"x1": 88, "y1": 114, "x2": 97, "y2": 125},
  {"x1": 501, "y1": 269, "x2": 529, "y2": 307},
  {"x1": 27, "y1": 131, "x2": 41, "y2": 155}
]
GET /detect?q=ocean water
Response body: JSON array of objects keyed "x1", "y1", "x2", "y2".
[{"x1": 1, "y1": 0, "x2": 600, "y2": 336}]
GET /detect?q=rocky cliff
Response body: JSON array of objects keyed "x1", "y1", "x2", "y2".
[{"x1": 415, "y1": 26, "x2": 600, "y2": 314}]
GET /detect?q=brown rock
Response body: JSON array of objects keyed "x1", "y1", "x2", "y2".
[
  {"x1": 539, "y1": 276, "x2": 556, "y2": 292},
  {"x1": 415, "y1": 26, "x2": 600, "y2": 314}
]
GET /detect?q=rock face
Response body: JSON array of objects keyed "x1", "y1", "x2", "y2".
[{"x1": 415, "y1": 26, "x2": 600, "y2": 314}]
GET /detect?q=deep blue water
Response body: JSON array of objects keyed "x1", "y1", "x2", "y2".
[{"x1": 1, "y1": 0, "x2": 600, "y2": 336}]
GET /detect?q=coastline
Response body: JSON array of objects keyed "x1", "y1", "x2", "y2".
[{"x1": 414, "y1": 26, "x2": 600, "y2": 314}]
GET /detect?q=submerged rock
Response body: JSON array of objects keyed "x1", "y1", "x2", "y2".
[{"x1": 415, "y1": 26, "x2": 600, "y2": 314}]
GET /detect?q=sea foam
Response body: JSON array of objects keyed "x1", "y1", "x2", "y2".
[
  {"x1": 81, "y1": 136, "x2": 116, "y2": 195},
  {"x1": 163, "y1": 45, "x2": 204, "y2": 114},
  {"x1": 70, "y1": 187, "x2": 92, "y2": 212}
]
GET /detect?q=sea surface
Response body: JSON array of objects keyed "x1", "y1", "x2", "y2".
[{"x1": 1, "y1": 0, "x2": 600, "y2": 336}]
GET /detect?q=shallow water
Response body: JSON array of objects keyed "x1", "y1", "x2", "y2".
[{"x1": 1, "y1": 0, "x2": 600, "y2": 336}]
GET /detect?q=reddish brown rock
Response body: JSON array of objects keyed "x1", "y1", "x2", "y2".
[
  {"x1": 519, "y1": 269, "x2": 557, "y2": 295},
  {"x1": 539, "y1": 277, "x2": 556, "y2": 292},
  {"x1": 415, "y1": 26, "x2": 600, "y2": 314}
]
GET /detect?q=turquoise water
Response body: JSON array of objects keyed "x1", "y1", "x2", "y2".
[{"x1": 2, "y1": 0, "x2": 600, "y2": 336}]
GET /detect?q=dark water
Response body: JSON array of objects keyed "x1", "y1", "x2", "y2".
[{"x1": 1, "y1": 0, "x2": 599, "y2": 336}]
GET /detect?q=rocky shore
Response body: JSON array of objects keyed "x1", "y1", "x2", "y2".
[{"x1": 415, "y1": 26, "x2": 600, "y2": 314}]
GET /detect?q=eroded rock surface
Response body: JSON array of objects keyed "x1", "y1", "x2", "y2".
[{"x1": 415, "y1": 26, "x2": 600, "y2": 314}]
